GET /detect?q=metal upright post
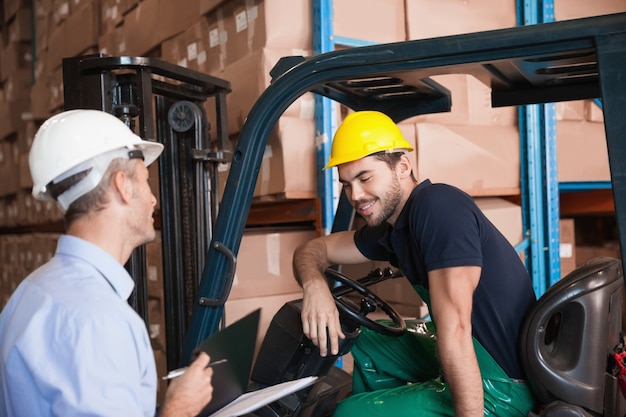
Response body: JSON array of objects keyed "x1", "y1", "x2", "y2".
[
  {"x1": 312, "y1": 0, "x2": 339, "y2": 235},
  {"x1": 517, "y1": 0, "x2": 560, "y2": 295}
]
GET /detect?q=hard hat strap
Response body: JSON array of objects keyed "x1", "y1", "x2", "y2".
[{"x1": 52, "y1": 148, "x2": 144, "y2": 212}]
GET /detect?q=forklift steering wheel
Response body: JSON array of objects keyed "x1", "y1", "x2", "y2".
[{"x1": 325, "y1": 269, "x2": 406, "y2": 337}]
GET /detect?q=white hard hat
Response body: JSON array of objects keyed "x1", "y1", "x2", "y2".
[{"x1": 29, "y1": 109, "x2": 164, "y2": 211}]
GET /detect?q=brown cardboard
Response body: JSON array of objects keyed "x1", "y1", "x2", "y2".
[
  {"x1": 204, "y1": 7, "x2": 228, "y2": 72},
  {"x1": 30, "y1": 75, "x2": 52, "y2": 121},
  {"x1": 0, "y1": 98, "x2": 32, "y2": 141},
  {"x1": 255, "y1": 116, "x2": 316, "y2": 198},
  {"x1": 334, "y1": 0, "x2": 405, "y2": 44},
  {"x1": 46, "y1": 22, "x2": 67, "y2": 70},
  {"x1": 98, "y1": 25, "x2": 126, "y2": 56},
  {"x1": 3, "y1": 69, "x2": 32, "y2": 102},
  {"x1": 100, "y1": 0, "x2": 125, "y2": 33},
  {"x1": 219, "y1": 0, "x2": 312, "y2": 67},
  {"x1": 559, "y1": 218, "x2": 576, "y2": 277},
  {"x1": 206, "y1": 48, "x2": 315, "y2": 135},
  {"x1": 0, "y1": 142, "x2": 19, "y2": 197},
  {"x1": 3, "y1": 0, "x2": 27, "y2": 24},
  {"x1": 0, "y1": 41, "x2": 32, "y2": 82},
  {"x1": 7, "y1": 7, "x2": 32, "y2": 43},
  {"x1": 219, "y1": 116, "x2": 317, "y2": 199},
  {"x1": 64, "y1": 1, "x2": 100, "y2": 57},
  {"x1": 230, "y1": 229, "x2": 316, "y2": 299},
  {"x1": 199, "y1": 0, "x2": 226, "y2": 16},
  {"x1": 406, "y1": 0, "x2": 516, "y2": 40},
  {"x1": 159, "y1": 0, "x2": 201, "y2": 43},
  {"x1": 122, "y1": 0, "x2": 161, "y2": 55},
  {"x1": 585, "y1": 100, "x2": 604, "y2": 123},
  {"x1": 555, "y1": 0, "x2": 626, "y2": 20},
  {"x1": 576, "y1": 244, "x2": 621, "y2": 266},
  {"x1": 34, "y1": 1, "x2": 51, "y2": 55},
  {"x1": 51, "y1": 0, "x2": 71, "y2": 26},
  {"x1": 415, "y1": 123, "x2": 520, "y2": 196},
  {"x1": 556, "y1": 121, "x2": 610, "y2": 182},
  {"x1": 555, "y1": 100, "x2": 586, "y2": 121},
  {"x1": 474, "y1": 197, "x2": 523, "y2": 246},
  {"x1": 410, "y1": 74, "x2": 517, "y2": 127}
]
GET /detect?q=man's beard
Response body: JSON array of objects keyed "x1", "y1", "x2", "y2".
[{"x1": 361, "y1": 176, "x2": 402, "y2": 226}]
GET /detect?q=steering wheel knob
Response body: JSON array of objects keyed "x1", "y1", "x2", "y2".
[{"x1": 360, "y1": 298, "x2": 377, "y2": 314}]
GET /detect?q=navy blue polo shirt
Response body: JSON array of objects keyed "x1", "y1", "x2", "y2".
[{"x1": 354, "y1": 180, "x2": 536, "y2": 379}]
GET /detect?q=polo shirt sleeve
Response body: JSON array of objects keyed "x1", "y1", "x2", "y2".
[
  {"x1": 412, "y1": 185, "x2": 483, "y2": 271},
  {"x1": 354, "y1": 223, "x2": 392, "y2": 261}
]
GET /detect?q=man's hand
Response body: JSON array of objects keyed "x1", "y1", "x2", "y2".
[
  {"x1": 301, "y1": 279, "x2": 346, "y2": 356},
  {"x1": 160, "y1": 352, "x2": 214, "y2": 417}
]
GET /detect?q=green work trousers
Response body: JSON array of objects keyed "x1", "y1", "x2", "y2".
[{"x1": 334, "y1": 320, "x2": 537, "y2": 417}]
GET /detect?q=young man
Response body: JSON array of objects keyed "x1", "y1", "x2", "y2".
[
  {"x1": 293, "y1": 111, "x2": 538, "y2": 416},
  {"x1": 0, "y1": 110, "x2": 214, "y2": 417}
]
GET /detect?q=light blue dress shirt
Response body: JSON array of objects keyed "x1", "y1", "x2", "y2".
[{"x1": 0, "y1": 235, "x2": 157, "y2": 416}]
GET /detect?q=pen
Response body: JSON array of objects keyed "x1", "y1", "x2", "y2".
[{"x1": 162, "y1": 358, "x2": 228, "y2": 380}]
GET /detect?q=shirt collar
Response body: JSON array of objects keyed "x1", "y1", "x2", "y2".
[
  {"x1": 394, "y1": 179, "x2": 432, "y2": 229},
  {"x1": 56, "y1": 235, "x2": 135, "y2": 300}
]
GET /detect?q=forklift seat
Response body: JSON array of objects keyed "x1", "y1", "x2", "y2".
[{"x1": 519, "y1": 257, "x2": 624, "y2": 416}]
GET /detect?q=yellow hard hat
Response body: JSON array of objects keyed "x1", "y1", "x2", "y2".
[{"x1": 324, "y1": 110, "x2": 413, "y2": 169}]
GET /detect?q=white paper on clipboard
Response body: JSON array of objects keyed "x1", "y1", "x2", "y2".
[{"x1": 209, "y1": 376, "x2": 318, "y2": 417}]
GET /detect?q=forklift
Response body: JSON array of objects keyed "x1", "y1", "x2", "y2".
[{"x1": 63, "y1": 12, "x2": 626, "y2": 417}]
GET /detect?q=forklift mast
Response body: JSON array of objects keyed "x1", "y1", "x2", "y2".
[{"x1": 62, "y1": 55, "x2": 231, "y2": 368}]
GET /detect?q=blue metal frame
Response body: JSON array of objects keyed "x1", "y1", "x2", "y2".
[
  {"x1": 517, "y1": 0, "x2": 560, "y2": 295},
  {"x1": 312, "y1": 0, "x2": 338, "y2": 235},
  {"x1": 559, "y1": 181, "x2": 612, "y2": 191}
]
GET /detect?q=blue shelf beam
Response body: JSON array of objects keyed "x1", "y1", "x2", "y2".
[
  {"x1": 517, "y1": 0, "x2": 560, "y2": 296},
  {"x1": 312, "y1": 0, "x2": 339, "y2": 235}
]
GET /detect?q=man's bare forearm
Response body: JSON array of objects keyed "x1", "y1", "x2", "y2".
[{"x1": 293, "y1": 239, "x2": 331, "y2": 287}]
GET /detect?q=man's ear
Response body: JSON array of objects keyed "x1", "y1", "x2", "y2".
[
  {"x1": 397, "y1": 153, "x2": 413, "y2": 179},
  {"x1": 111, "y1": 170, "x2": 133, "y2": 205}
]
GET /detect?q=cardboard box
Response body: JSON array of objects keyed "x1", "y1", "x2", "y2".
[
  {"x1": 100, "y1": 0, "x2": 125, "y2": 33},
  {"x1": 259, "y1": 116, "x2": 316, "y2": 198},
  {"x1": 0, "y1": 98, "x2": 32, "y2": 141},
  {"x1": 122, "y1": 0, "x2": 161, "y2": 55},
  {"x1": 64, "y1": 1, "x2": 100, "y2": 58},
  {"x1": 218, "y1": 0, "x2": 312, "y2": 67},
  {"x1": 0, "y1": 41, "x2": 32, "y2": 82},
  {"x1": 159, "y1": 0, "x2": 201, "y2": 43},
  {"x1": 7, "y1": 7, "x2": 32, "y2": 43},
  {"x1": 0, "y1": 142, "x2": 20, "y2": 197},
  {"x1": 3, "y1": 69, "x2": 32, "y2": 102},
  {"x1": 556, "y1": 100, "x2": 586, "y2": 121},
  {"x1": 555, "y1": 0, "x2": 626, "y2": 21},
  {"x1": 218, "y1": 116, "x2": 317, "y2": 199},
  {"x1": 560, "y1": 218, "x2": 576, "y2": 277},
  {"x1": 98, "y1": 25, "x2": 126, "y2": 56},
  {"x1": 405, "y1": 0, "x2": 516, "y2": 40},
  {"x1": 334, "y1": 0, "x2": 405, "y2": 44},
  {"x1": 415, "y1": 123, "x2": 520, "y2": 196},
  {"x1": 557, "y1": 120, "x2": 610, "y2": 182},
  {"x1": 474, "y1": 197, "x2": 523, "y2": 246},
  {"x1": 576, "y1": 244, "x2": 621, "y2": 266},
  {"x1": 206, "y1": 48, "x2": 315, "y2": 135},
  {"x1": 230, "y1": 229, "x2": 317, "y2": 299},
  {"x1": 410, "y1": 74, "x2": 517, "y2": 127}
]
